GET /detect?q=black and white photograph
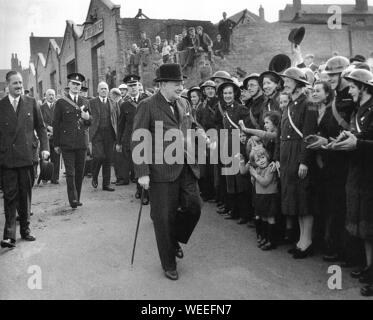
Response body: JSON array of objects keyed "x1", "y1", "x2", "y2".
[{"x1": 1, "y1": 0, "x2": 373, "y2": 305}]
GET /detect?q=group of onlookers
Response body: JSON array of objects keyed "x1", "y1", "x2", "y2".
[{"x1": 180, "y1": 49, "x2": 373, "y2": 297}]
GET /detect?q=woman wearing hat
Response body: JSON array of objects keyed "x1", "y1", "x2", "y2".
[
  {"x1": 242, "y1": 73, "x2": 265, "y2": 130},
  {"x1": 279, "y1": 67, "x2": 318, "y2": 259},
  {"x1": 259, "y1": 71, "x2": 283, "y2": 127},
  {"x1": 306, "y1": 80, "x2": 347, "y2": 263},
  {"x1": 329, "y1": 69, "x2": 373, "y2": 291},
  {"x1": 216, "y1": 82, "x2": 250, "y2": 223},
  {"x1": 198, "y1": 80, "x2": 219, "y2": 202},
  {"x1": 187, "y1": 86, "x2": 203, "y2": 120}
]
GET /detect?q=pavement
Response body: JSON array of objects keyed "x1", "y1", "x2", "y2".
[{"x1": 0, "y1": 175, "x2": 371, "y2": 300}]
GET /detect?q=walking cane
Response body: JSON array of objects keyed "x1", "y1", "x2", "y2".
[{"x1": 131, "y1": 188, "x2": 145, "y2": 266}]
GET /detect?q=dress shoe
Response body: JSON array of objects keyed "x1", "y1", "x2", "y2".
[
  {"x1": 217, "y1": 207, "x2": 230, "y2": 215},
  {"x1": 293, "y1": 244, "x2": 314, "y2": 259},
  {"x1": 103, "y1": 186, "x2": 115, "y2": 192},
  {"x1": 323, "y1": 252, "x2": 340, "y2": 263},
  {"x1": 77, "y1": 202, "x2": 83, "y2": 207},
  {"x1": 288, "y1": 246, "x2": 299, "y2": 254},
  {"x1": 237, "y1": 219, "x2": 249, "y2": 225},
  {"x1": 175, "y1": 246, "x2": 184, "y2": 259},
  {"x1": 224, "y1": 214, "x2": 238, "y2": 220},
  {"x1": 361, "y1": 284, "x2": 373, "y2": 297},
  {"x1": 351, "y1": 267, "x2": 370, "y2": 279},
  {"x1": 91, "y1": 179, "x2": 98, "y2": 189},
  {"x1": 135, "y1": 190, "x2": 141, "y2": 199},
  {"x1": 71, "y1": 201, "x2": 78, "y2": 209},
  {"x1": 164, "y1": 270, "x2": 179, "y2": 281},
  {"x1": 142, "y1": 197, "x2": 150, "y2": 206},
  {"x1": 116, "y1": 180, "x2": 129, "y2": 186},
  {"x1": 261, "y1": 242, "x2": 276, "y2": 251},
  {"x1": 21, "y1": 235, "x2": 36, "y2": 242},
  {"x1": 1, "y1": 239, "x2": 16, "y2": 248}
]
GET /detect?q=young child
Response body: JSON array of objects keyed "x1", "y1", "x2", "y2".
[{"x1": 248, "y1": 146, "x2": 279, "y2": 250}]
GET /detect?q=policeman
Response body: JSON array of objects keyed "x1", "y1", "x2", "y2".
[
  {"x1": 53, "y1": 73, "x2": 92, "y2": 209},
  {"x1": 117, "y1": 75, "x2": 149, "y2": 204}
]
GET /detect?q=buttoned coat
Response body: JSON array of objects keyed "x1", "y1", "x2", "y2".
[
  {"x1": 89, "y1": 97, "x2": 117, "y2": 142},
  {"x1": 0, "y1": 95, "x2": 49, "y2": 168},
  {"x1": 346, "y1": 96, "x2": 373, "y2": 240},
  {"x1": 132, "y1": 92, "x2": 201, "y2": 183},
  {"x1": 53, "y1": 94, "x2": 91, "y2": 150}
]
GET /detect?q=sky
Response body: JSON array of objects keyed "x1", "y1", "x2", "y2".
[{"x1": 0, "y1": 0, "x2": 370, "y2": 69}]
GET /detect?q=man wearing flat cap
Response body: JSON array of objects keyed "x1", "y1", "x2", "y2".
[
  {"x1": 117, "y1": 75, "x2": 149, "y2": 203},
  {"x1": 132, "y1": 64, "x2": 209, "y2": 280},
  {"x1": 53, "y1": 73, "x2": 92, "y2": 209}
]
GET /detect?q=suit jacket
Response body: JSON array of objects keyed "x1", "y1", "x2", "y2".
[
  {"x1": 118, "y1": 93, "x2": 149, "y2": 150},
  {"x1": 0, "y1": 95, "x2": 49, "y2": 168},
  {"x1": 89, "y1": 97, "x2": 117, "y2": 142},
  {"x1": 53, "y1": 94, "x2": 92, "y2": 150},
  {"x1": 41, "y1": 102, "x2": 55, "y2": 143},
  {"x1": 132, "y1": 92, "x2": 203, "y2": 183}
]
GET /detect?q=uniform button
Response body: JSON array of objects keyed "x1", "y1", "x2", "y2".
[{"x1": 287, "y1": 136, "x2": 290, "y2": 139}]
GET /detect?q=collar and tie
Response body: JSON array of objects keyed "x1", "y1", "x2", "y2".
[{"x1": 12, "y1": 99, "x2": 18, "y2": 112}]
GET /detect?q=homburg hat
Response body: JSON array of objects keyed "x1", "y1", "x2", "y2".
[
  {"x1": 154, "y1": 63, "x2": 185, "y2": 82},
  {"x1": 288, "y1": 26, "x2": 305, "y2": 46}
]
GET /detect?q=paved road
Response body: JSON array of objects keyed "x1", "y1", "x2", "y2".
[{"x1": 0, "y1": 176, "x2": 371, "y2": 300}]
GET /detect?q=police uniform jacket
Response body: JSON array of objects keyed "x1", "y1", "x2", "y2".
[
  {"x1": 53, "y1": 94, "x2": 91, "y2": 150},
  {"x1": 118, "y1": 93, "x2": 149, "y2": 150}
]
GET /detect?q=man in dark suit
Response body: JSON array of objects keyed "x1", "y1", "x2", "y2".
[
  {"x1": 40, "y1": 88, "x2": 60, "y2": 184},
  {"x1": 53, "y1": 73, "x2": 91, "y2": 209},
  {"x1": 117, "y1": 75, "x2": 150, "y2": 204},
  {"x1": 132, "y1": 64, "x2": 210, "y2": 280},
  {"x1": 89, "y1": 82, "x2": 117, "y2": 192},
  {"x1": 0, "y1": 71, "x2": 49, "y2": 248}
]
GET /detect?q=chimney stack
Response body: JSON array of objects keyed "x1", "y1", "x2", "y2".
[
  {"x1": 259, "y1": 5, "x2": 265, "y2": 21},
  {"x1": 293, "y1": 0, "x2": 302, "y2": 14},
  {"x1": 356, "y1": 0, "x2": 368, "y2": 11}
]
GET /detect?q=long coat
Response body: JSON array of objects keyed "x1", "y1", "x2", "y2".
[
  {"x1": 280, "y1": 93, "x2": 318, "y2": 217},
  {"x1": 0, "y1": 95, "x2": 49, "y2": 168},
  {"x1": 346, "y1": 96, "x2": 373, "y2": 240},
  {"x1": 53, "y1": 95, "x2": 91, "y2": 150},
  {"x1": 216, "y1": 100, "x2": 250, "y2": 194},
  {"x1": 132, "y1": 92, "x2": 201, "y2": 183}
]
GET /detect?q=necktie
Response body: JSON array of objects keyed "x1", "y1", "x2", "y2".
[
  {"x1": 12, "y1": 99, "x2": 18, "y2": 112},
  {"x1": 73, "y1": 96, "x2": 77, "y2": 104}
]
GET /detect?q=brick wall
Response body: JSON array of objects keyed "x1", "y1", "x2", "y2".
[{"x1": 210, "y1": 22, "x2": 373, "y2": 81}]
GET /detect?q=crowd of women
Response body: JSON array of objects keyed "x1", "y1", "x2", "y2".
[{"x1": 183, "y1": 53, "x2": 373, "y2": 297}]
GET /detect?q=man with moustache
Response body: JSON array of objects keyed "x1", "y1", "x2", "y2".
[
  {"x1": 0, "y1": 71, "x2": 49, "y2": 248},
  {"x1": 132, "y1": 64, "x2": 209, "y2": 280},
  {"x1": 40, "y1": 88, "x2": 60, "y2": 184},
  {"x1": 89, "y1": 82, "x2": 117, "y2": 192},
  {"x1": 53, "y1": 73, "x2": 91, "y2": 209},
  {"x1": 117, "y1": 75, "x2": 149, "y2": 204}
]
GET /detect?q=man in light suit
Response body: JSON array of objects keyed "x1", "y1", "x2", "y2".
[
  {"x1": 132, "y1": 64, "x2": 210, "y2": 280},
  {"x1": 40, "y1": 88, "x2": 60, "y2": 184},
  {"x1": 0, "y1": 71, "x2": 49, "y2": 248},
  {"x1": 89, "y1": 82, "x2": 117, "y2": 192}
]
